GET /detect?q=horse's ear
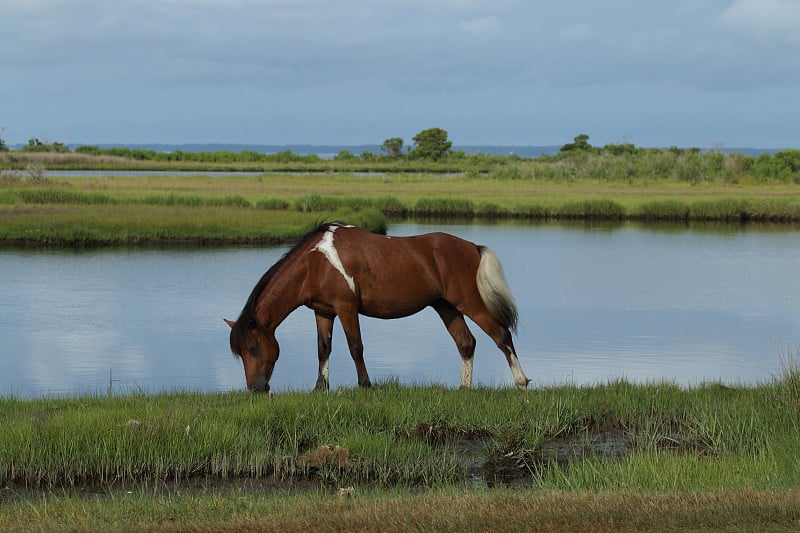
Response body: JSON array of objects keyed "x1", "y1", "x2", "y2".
[{"x1": 224, "y1": 318, "x2": 236, "y2": 328}]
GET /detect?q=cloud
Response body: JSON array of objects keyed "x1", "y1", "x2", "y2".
[
  {"x1": 720, "y1": 0, "x2": 800, "y2": 47},
  {"x1": 1, "y1": 1, "x2": 799, "y2": 146},
  {"x1": 558, "y1": 22, "x2": 595, "y2": 43},
  {"x1": 459, "y1": 16, "x2": 502, "y2": 37}
]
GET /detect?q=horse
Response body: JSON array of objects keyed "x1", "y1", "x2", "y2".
[{"x1": 224, "y1": 222, "x2": 530, "y2": 392}]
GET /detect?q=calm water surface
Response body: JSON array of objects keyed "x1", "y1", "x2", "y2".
[{"x1": 1, "y1": 222, "x2": 798, "y2": 397}]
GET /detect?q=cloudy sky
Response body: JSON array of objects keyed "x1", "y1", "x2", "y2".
[{"x1": 2, "y1": 0, "x2": 799, "y2": 148}]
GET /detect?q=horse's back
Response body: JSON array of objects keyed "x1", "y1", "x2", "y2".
[
  {"x1": 344, "y1": 228, "x2": 479, "y2": 274},
  {"x1": 323, "y1": 226, "x2": 482, "y2": 318}
]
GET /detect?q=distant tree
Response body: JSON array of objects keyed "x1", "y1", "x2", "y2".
[
  {"x1": 0, "y1": 137, "x2": 7, "y2": 152},
  {"x1": 381, "y1": 137, "x2": 404, "y2": 158},
  {"x1": 774, "y1": 149, "x2": 800, "y2": 172},
  {"x1": 20, "y1": 138, "x2": 69, "y2": 153},
  {"x1": 75, "y1": 145, "x2": 102, "y2": 155},
  {"x1": 560, "y1": 133, "x2": 592, "y2": 152},
  {"x1": 333, "y1": 150, "x2": 357, "y2": 161},
  {"x1": 603, "y1": 142, "x2": 637, "y2": 156},
  {"x1": 410, "y1": 127, "x2": 452, "y2": 160}
]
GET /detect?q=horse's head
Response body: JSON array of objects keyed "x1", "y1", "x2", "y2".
[{"x1": 224, "y1": 317, "x2": 279, "y2": 393}]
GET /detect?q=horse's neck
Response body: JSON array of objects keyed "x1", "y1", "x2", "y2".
[{"x1": 254, "y1": 264, "x2": 304, "y2": 330}]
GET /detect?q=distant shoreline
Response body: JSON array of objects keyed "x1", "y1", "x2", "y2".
[{"x1": 6, "y1": 142, "x2": 780, "y2": 158}]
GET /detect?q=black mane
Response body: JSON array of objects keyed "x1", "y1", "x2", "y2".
[{"x1": 229, "y1": 223, "x2": 339, "y2": 356}]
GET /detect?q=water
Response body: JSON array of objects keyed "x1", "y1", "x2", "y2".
[
  {"x1": 45, "y1": 170, "x2": 388, "y2": 178},
  {"x1": 47, "y1": 170, "x2": 265, "y2": 178},
  {"x1": 1, "y1": 222, "x2": 798, "y2": 397}
]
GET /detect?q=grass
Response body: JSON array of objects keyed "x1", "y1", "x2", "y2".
[
  {"x1": 3, "y1": 146, "x2": 800, "y2": 185},
  {"x1": 3, "y1": 359, "x2": 800, "y2": 529},
  {"x1": 0, "y1": 176, "x2": 392, "y2": 247},
  {"x1": 1, "y1": 172, "x2": 799, "y2": 247},
  {"x1": 3, "y1": 487, "x2": 800, "y2": 531},
  {"x1": 3, "y1": 378, "x2": 799, "y2": 489},
  {"x1": 0, "y1": 204, "x2": 387, "y2": 247}
]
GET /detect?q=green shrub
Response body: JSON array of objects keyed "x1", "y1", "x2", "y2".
[
  {"x1": 489, "y1": 167, "x2": 528, "y2": 180},
  {"x1": 370, "y1": 196, "x2": 407, "y2": 217},
  {"x1": 690, "y1": 199, "x2": 748, "y2": 221},
  {"x1": 215, "y1": 195, "x2": 252, "y2": 208},
  {"x1": 295, "y1": 194, "x2": 342, "y2": 212},
  {"x1": 19, "y1": 189, "x2": 115, "y2": 205},
  {"x1": 558, "y1": 199, "x2": 625, "y2": 219},
  {"x1": 511, "y1": 204, "x2": 549, "y2": 218},
  {"x1": 635, "y1": 200, "x2": 691, "y2": 221},
  {"x1": 475, "y1": 202, "x2": 504, "y2": 218},
  {"x1": 413, "y1": 198, "x2": 474, "y2": 217},
  {"x1": 255, "y1": 197, "x2": 291, "y2": 210}
]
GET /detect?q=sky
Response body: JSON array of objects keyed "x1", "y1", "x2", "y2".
[{"x1": 2, "y1": 0, "x2": 800, "y2": 149}]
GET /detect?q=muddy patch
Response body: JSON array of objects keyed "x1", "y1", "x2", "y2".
[
  {"x1": 478, "y1": 428, "x2": 633, "y2": 486},
  {"x1": 277, "y1": 444, "x2": 356, "y2": 479}
]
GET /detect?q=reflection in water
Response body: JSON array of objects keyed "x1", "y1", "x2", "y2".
[{"x1": 1, "y1": 222, "x2": 799, "y2": 397}]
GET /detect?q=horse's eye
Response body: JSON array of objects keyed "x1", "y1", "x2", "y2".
[{"x1": 248, "y1": 346, "x2": 258, "y2": 356}]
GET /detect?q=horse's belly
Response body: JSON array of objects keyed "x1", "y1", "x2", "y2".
[{"x1": 359, "y1": 299, "x2": 429, "y2": 320}]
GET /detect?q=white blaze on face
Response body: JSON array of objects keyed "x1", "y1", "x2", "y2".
[{"x1": 313, "y1": 226, "x2": 356, "y2": 293}]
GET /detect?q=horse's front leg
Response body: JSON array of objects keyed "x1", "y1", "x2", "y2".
[
  {"x1": 314, "y1": 313, "x2": 335, "y2": 390},
  {"x1": 338, "y1": 310, "x2": 372, "y2": 388}
]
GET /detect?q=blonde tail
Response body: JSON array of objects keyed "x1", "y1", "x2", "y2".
[{"x1": 475, "y1": 246, "x2": 518, "y2": 334}]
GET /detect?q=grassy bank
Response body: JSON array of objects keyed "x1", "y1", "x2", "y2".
[
  {"x1": 5, "y1": 378, "x2": 800, "y2": 490},
  {"x1": 0, "y1": 174, "x2": 391, "y2": 246},
  {"x1": 0, "y1": 203, "x2": 387, "y2": 247},
  {"x1": 2, "y1": 370, "x2": 800, "y2": 529},
  {"x1": 1, "y1": 172, "x2": 799, "y2": 247}
]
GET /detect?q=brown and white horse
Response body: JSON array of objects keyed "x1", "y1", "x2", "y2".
[{"x1": 225, "y1": 223, "x2": 530, "y2": 392}]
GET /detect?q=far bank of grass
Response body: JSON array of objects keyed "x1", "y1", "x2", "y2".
[
  {"x1": 1, "y1": 172, "x2": 799, "y2": 246},
  {"x1": 0, "y1": 203, "x2": 387, "y2": 247},
  {"x1": 2, "y1": 370, "x2": 800, "y2": 530},
  {"x1": 3, "y1": 144, "x2": 800, "y2": 186}
]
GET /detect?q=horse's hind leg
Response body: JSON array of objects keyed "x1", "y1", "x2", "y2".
[
  {"x1": 433, "y1": 300, "x2": 476, "y2": 389},
  {"x1": 468, "y1": 309, "x2": 530, "y2": 390},
  {"x1": 314, "y1": 312, "x2": 335, "y2": 390},
  {"x1": 338, "y1": 310, "x2": 372, "y2": 388}
]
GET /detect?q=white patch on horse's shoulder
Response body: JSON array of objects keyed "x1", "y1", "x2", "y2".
[{"x1": 313, "y1": 229, "x2": 356, "y2": 293}]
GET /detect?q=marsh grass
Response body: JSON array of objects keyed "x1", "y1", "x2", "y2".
[
  {"x1": 7, "y1": 173, "x2": 800, "y2": 216},
  {"x1": 3, "y1": 372, "x2": 800, "y2": 491},
  {"x1": 2, "y1": 173, "x2": 799, "y2": 247},
  {"x1": 634, "y1": 200, "x2": 691, "y2": 220},
  {"x1": 3, "y1": 372, "x2": 800, "y2": 530},
  {"x1": 414, "y1": 197, "x2": 475, "y2": 217},
  {"x1": 4, "y1": 147, "x2": 799, "y2": 185},
  {"x1": 0, "y1": 199, "x2": 386, "y2": 246}
]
